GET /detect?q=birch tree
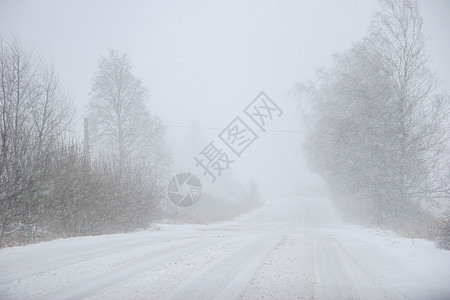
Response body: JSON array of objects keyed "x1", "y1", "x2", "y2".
[
  {"x1": 88, "y1": 49, "x2": 171, "y2": 225},
  {"x1": 89, "y1": 49, "x2": 168, "y2": 173},
  {"x1": 300, "y1": 0, "x2": 448, "y2": 234}
]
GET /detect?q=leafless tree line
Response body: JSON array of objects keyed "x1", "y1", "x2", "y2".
[
  {"x1": 299, "y1": 0, "x2": 449, "y2": 244},
  {"x1": 0, "y1": 40, "x2": 170, "y2": 247}
]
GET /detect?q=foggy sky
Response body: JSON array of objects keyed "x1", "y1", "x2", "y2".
[{"x1": 0, "y1": 0, "x2": 448, "y2": 196}]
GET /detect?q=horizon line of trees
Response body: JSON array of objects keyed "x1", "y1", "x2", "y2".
[{"x1": 299, "y1": 0, "x2": 449, "y2": 247}]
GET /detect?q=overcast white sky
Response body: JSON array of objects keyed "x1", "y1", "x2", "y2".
[{"x1": 1, "y1": 0, "x2": 448, "y2": 197}]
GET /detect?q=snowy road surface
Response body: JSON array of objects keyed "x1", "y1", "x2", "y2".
[{"x1": 0, "y1": 196, "x2": 449, "y2": 299}]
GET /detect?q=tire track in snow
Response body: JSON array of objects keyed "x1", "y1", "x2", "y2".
[
  {"x1": 168, "y1": 232, "x2": 283, "y2": 300},
  {"x1": 314, "y1": 236, "x2": 405, "y2": 300},
  {"x1": 0, "y1": 236, "x2": 204, "y2": 285},
  {"x1": 38, "y1": 237, "x2": 221, "y2": 300},
  {"x1": 240, "y1": 233, "x2": 315, "y2": 299},
  {"x1": 332, "y1": 236, "x2": 410, "y2": 299}
]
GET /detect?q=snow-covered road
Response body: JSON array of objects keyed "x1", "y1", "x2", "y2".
[{"x1": 1, "y1": 196, "x2": 449, "y2": 299}]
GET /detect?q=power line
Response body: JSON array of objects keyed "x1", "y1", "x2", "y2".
[{"x1": 163, "y1": 124, "x2": 302, "y2": 134}]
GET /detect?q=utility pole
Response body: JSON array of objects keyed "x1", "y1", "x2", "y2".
[{"x1": 84, "y1": 117, "x2": 90, "y2": 165}]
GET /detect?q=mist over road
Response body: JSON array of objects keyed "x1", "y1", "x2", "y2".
[{"x1": 0, "y1": 196, "x2": 449, "y2": 299}]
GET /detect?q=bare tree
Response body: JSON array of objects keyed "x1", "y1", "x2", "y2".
[
  {"x1": 369, "y1": 0, "x2": 449, "y2": 209},
  {"x1": 88, "y1": 49, "x2": 171, "y2": 229},
  {"x1": 31, "y1": 65, "x2": 74, "y2": 153},
  {"x1": 0, "y1": 38, "x2": 38, "y2": 245},
  {"x1": 0, "y1": 38, "x2": 76, "y2": 245},
  {"x1": 88, "y1": 49, "x2": 168, "y2": 173}
]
